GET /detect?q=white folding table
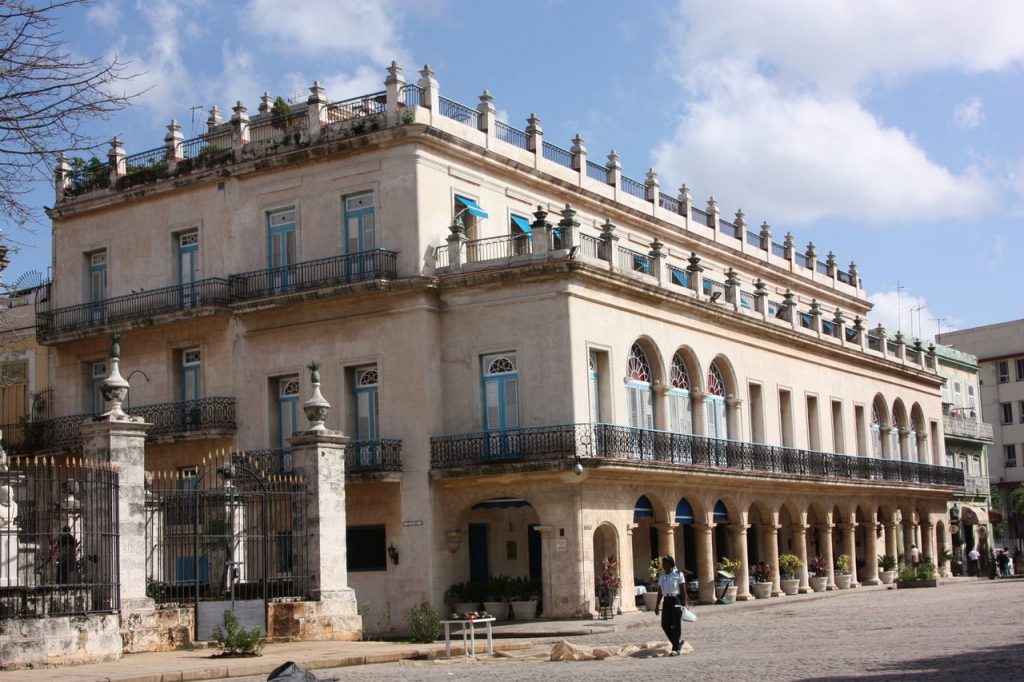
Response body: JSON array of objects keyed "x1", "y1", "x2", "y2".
[{"x1": 439, "y1": 617, "x2": 496, "y2": 659}]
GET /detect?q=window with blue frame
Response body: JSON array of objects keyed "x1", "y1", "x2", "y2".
[
  {"x1": 178, "y1": 231, "x2": 199, "y2": 307},
  {"x1": 705, "y1": 362, "x2": 728, "y2": 439},
  {"x1": 668, "y1": 353, "x2": 693, "y2": 434},
  {"x1": 182, "y1": 349, "x2": 201, "y2": 401},
  {"x1": 454, "y1": 194, "x2": 487, "y2": 240},
  {"x1": 670, "y1": 268, "x2": 689, "y2": 288},
  {"x1": 275, "y1": 376, "x2": 300, "y2": 449},
  {"x1": 88, "y1": 250, "x2": 108, "y2": 324},
  {"x1": 267, "y1": 207, "x2": 296, "y2": 292},
  {"x1": 482, "y1": 353, "x2": 519, "y2": 431},
  {"x1": 344, "y1": 192, "x2": 375, "y2": 253},
  {"x1": 625, "y1": 343, "x2": 654, "y2": 429},
  {"x1": 354, "y1": 366, "x2": 380, "y2": 440}
]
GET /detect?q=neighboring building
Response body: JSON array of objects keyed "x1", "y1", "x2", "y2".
[
  {"x1": 37, "y1": 64, "x2": 964, "y2": 632},
  {"x1": 940, "y1": 320, "x2": 1024, "y2": 551},
  {"x1": 1, "y1": 277, "x2": 53, "y2": 449},
  {"x1": 933, "y1": 344, "x2": 994, "y2": 571}
]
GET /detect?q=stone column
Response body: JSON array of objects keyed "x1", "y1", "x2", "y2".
[
  {"x1": 163, "y1": 120, "x2": 183, "y2": 172},
  {"x1": 644, "y1": 168, "x2": 660, "y2": 205},
  {"x1": 840, "y1": 521, "x2": 859, "y2": 587},
  {"x1": 816, "y1": 523, "x2": 836, "y2": 589},
  {"x1": 654, "y1": 522, "x2": 678, "y2": 559},
  {"x1": 570, "y1": 134, "x2": 587, "y2": 180},
  {"x1": 922, "y1": 520, "x2": 936, "y2": 563},
  {"x1": 286, "y1": 362, "x2": 360, "y2": 637},
  {"x1": 384, "y1": 61, "x2": 405, "y2": 126},
  {"x1": 477, "y1": 90, "x2": 495, "y2": 139},
  {"x1": 861, "y1": 518, "x2": 880, "y2": 585},
  {"x1": 730, "y1": 524, "x2": 752, "y2": 601},
  {"x1": 108, "y1": 136, "x2": 125, "y2": 185},
  {"x1": 693, "y1": 523, "x2": 716, "y2": 605},
  {"x1": 902, "y1": 520, "x2": 916, "y2": 565},
  {"x1": 678, "y1": 184, "x2": 692, "y2": 221},
  {"x1": 884, "y1": 520, "x2": 899, "y2": 562},
  {"x1": 792, "y1": 524, "x2": 810, "y2": 593},
  {"x1": 231, "y1": 101, "x2": 250, "y2": 161},
  {"x1": 526, "y1": 113, "x2": 543, "y2": 169},
  {"x1": 306, "y1": 81, "x2": 327, "y2": 141},
  {"x1": 765, "y1": 524, "x2": 782, "y2": 596}
]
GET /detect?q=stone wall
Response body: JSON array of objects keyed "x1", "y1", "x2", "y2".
[
  {"x1": 267, "y1": 597, "x2": 361, "y2": 642},
  {"x1": 0, "y1": 613, "x2": 120, "y2": 669},
  {"x1": 121, "y1": 602, "x2": 194, "y2": 653}
]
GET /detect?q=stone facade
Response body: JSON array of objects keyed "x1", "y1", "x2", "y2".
[
  {"x1": 0, "y1": 613, "x2": 121, "y2": 670},
  {"x1": 33, "y1": 63, "x2": 965, "y2": 636}
]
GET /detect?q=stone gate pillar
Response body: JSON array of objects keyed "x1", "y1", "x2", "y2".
[
  {"x1": 286, "y1": 362, "x2": 361, "y2": 640},
  {"x1": 79, "y1": 335, "x2": 154, "y2": 652}
]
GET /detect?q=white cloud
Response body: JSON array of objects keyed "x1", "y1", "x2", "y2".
[
  {"x1": 86, "y1": 1, "x2": 119, "y2": 29},
  {"x1": 647, "y1": 2, "x2": 1021, "y2": 226},
  {"x1": 953, "y1": 97, "x2": 985, "y2": 130},
  {"x1": 867, "y1": 290, "x2": 961, "y2": 341},
  {"x1": 242, "y1": 0, "x2": 408, "y2": 65},
  {"x1": 651, "y1": 63, "x2": 995, "y2": 224}
]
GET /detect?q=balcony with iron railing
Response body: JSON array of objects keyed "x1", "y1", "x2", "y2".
[
  {"x1": 229, "y1": 439, "x2": 403, "y2": 476},
  {"x1": 37, "y1": 249, "x2": 397, "y2": 341},
  {"x1": 942, "y1": 409, "x2": 994, "y2": 442},
  {"x1": 0, "y1": 397, "x2": 237, "y2": 453},
  {"x1": 430, "y1": 423, "x2": 965, "y2": 489}
]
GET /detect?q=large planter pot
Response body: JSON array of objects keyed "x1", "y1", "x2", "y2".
[
  {"x1": 897, "y1": 579, "x2": 938, "y2": 589},
  {"x1": 835, "y1": 574, "x2": 852, "y2": 589},
  {"x1": 780, "y1": 578, "x2": 800, "y2": 595},
  {"x1": 454, "y1": 602, "x2": 479, "y2": 615},
  {"x1": 483, "y1": 601, "x2": 509, "y2": 620},
  {"x1": 809, "y1": 576, "x2": 828, "y2": 593},
  {"x1": 511, "y1": 600, "x2": 538, "y2": 620},
  {"x1": 751, "y1": 582, "x2": 772, "y2": 599},
  {"x1": 879, "y1": 570, "x2": 896, "y2": 585},
  {"x1": 724, "y1": 585, "x2": 738, "y2": 602},
  {"x1": 642, "y1": 591, "x2": 660, "y2": 612}
]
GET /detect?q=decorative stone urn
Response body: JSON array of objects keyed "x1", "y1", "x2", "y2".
[
  {"x1": 835, "y1": 574, "x2": 853, "y2": 589},
  {"x1": 99, "y1": 334, "x2": 131, "y2": 419},
  {"x1": 780, "y1": 578, "x2": 801, "y2": 595},
  {"x1": 642, "y1": 590, "x2": 660, "y2": 612},
  {"x1": 302, "y1": 361, "x2": 330, "y2": 431},
  {"x1": 880, "y1": 570, "x2": 896, "y2": 585},
  {"x1": 809, "y1": 576, "x2": 828, "y2": 592},
  {"x1": 751, "y1": 582, "x2": 772, "y2": 599}
]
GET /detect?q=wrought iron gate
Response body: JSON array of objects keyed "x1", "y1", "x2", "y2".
[{"x1": 144, "y1": 452, "x2": 309, "y2": 639}]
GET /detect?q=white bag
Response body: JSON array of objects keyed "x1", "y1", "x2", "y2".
[{"x1": 681, "y1": 606, "x2": 698, "y2": 623}]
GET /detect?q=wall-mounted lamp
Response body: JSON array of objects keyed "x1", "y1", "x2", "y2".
[
  {"x1": 387, "y1": 543, "x2": 399, "y2": 566},
  {"x1": 573, "y1": 456, "x2": 583, "y2": 476},
  {"x1": 709, "y1": 291, "x2": 722, "y2": 303}
]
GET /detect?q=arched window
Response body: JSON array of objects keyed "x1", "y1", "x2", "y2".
[
  {"x1": 482, "y1": 353, "x2": 519, "y2": 432},
  {"x1": 626, "y1": 343, "x2": 653, "y2": 429},
  {"x1": 355, "y1": 366, "x2": 379, "y2": 440},
  {"x1": 909, "y1": 415, "x2": 919, "y2": 462},
  {"x1": 589, "y1": 351, "x2": 601, "y2": 423},
  {"x1": 890, "y1": 412, "x2": 902, "y2": 460},
  {"x1": 870, "y1": 403, "x2": 882, "y2": 458},
  {"x1": 668, "y1": 353, "x2": 693, "y2": 434},
  {"x1": 705, "y1": 362, "x2": 728, "y2": 439}
]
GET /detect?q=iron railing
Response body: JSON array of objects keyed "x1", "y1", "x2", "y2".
[
  {"x1": 438, "y1": 96, "x2": 479, "y2": 127},
  {"x1": 37, "y1": 278, "x2": 231, "y2": 339},
  {"x1": 323, "y1": 91, "x2": 386, "y2": 124},
  {"x1": 64, "y1": 163, "x2": 110, "y2": 196},
  {"x1": 620, "y1": 175, "x2": 646, "y2": 199},
  {"x1": 345, "y1": 439, "x2": 403, "y2": 473},
  {"x1": 659, "y1": 193, "x2": 681, "y2": 213},
  {"x1": 126, "y1": 398, "x2": 237, "y2": 438},
  {"x1": 401, "y1": 84, "x2": 423, "y2": 107},
  {"x1": 586, "y1": 161, "x2": 609, "y2": 183},
  {"x1": 867, "y1": 335, "x2": 883, "y2": 352},
  {"x1": 771, "y1": 242, "x2": 787, "y2": 259},
  {"x1": 230, "y1": 249, "x2": 397, "y2": 303},
  {"x1": 578, "y1": 233, "x2": 605, "y2": 260},
  {"x1": 795, "y1": 252, "x2": 810, "y2": 268},
  {"x1": 495, "y1": 121, "x2": 528, "y2": 149},
  {"x1": 429, "y1": 423, "x2": 966, "y2": 488},
  {"x1": 0, "y1": 457, "x2": 120, "y2": 618},
  {"x1": 125, "y1": 146, "x2": 167, "y2": 172},
  {"x1": 434, "y1": 244, "x2": 451, "y2": 268},
  {"x1": 617, "y1": 246, "x2": 650, "y2": 274},
  {"x1": 719, "y1": 219, "x2": 739, "y2": 239},
  {"x1": 745, "y1": 231, "x2": 762, "y2": 248},
  {"x1": 816, "y1": 261, "x2": 830, "y2": 276},
  {"x1": 464, "y1": 233, "x2": 532, "y2": 262},
  {"x1": 542, "y1": 141, "x2": 573, "y2": 168},
  {"x1": 691, "y1": 207, "x2": 711, "y2": 226},
  {"x1": 837, "y1": 270, "x2": 853, "y2": 285}
]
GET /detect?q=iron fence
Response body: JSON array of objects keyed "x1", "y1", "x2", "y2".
[
  {"x1": 495, "y1": 121, "x2": 528, "y2": 149},
  {"x1": 125, "y1": 146, "x2": 168, "y2": 173},
  {"x1": 37, "y1": 278, "x2": 231, "y2": 339},
  {"x1": 434, "y1": 244, "x2": 450, "y2": 268},
  {"x1": 345, "y1": 439, "x2": 403, "y2": 473},
  {"x1": 837, "y1": 270, "x2": 853, "y2": 285},
  {"x1": 620, "y1": 175, "x2": 646, "y2": 199},
  {"x1": 429, "y1": 423, "x2": 966, "y2": 488},
  {"x1": 586, "y1": 161, "x2": 609, "y2": 183},
  {"x1": 795, "y1": 252, "x2": 810, "y2": 268},
  {"x1": 401, "y1": 84, "x2": 423, "y2": 107},
  {"x1": 464, "y1": 234, "x2": 532, "y2": 263},
  {"x1": 691, "y1": 207, "x2": 711, "y2": 226},
  {"x1": 229, "y1": 249, "x2": 397, "y2": 302},
  {"x1": 0, "y1": 457, "x2": 119, "y2": 618},
  {"x1": 64, "y1": 163, "x2": 110, "y2": 196},
  {"x1": 816, "y1": 261, "x2": 830, "y2": 276},
  {"x1": 438, "y1": 96, "x2": 479, "y2": 127},
  {"x1": 746, "y1": 231, "x2": 762, "y2": 248},
  {"x1": 127, "y1": 398, "x2": 237, "y2": 438},
  {"x1": 323, "y1": 92, "x2": 386, "y2": 124},
  {"x1": 145, "y1": 457, "x2": 309, "y2": 605},
  {"x1": 659, "y1": 193, "x2": 681, "y2": 213},
  {"x1": 578, "y1": 233, "x2": 605, "y2": 260},
  {"x1": 771, "y1": 242, "x2": 787, "y2": 259},
  {"x1": 542, "y1": 141, "x2": 573, "y2": 168}
]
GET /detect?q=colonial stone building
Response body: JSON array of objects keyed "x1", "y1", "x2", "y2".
[{"x1": 33, "y1": 63, "x2": 964, "y2": 634}]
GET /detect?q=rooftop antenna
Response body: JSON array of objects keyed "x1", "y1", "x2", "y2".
[
  {"x1": 890, "y1": 281, "x2": 906, "y2": 333},
  {"x1": 910, "y1": 303, "x2": 925, "y2": 339},
  {"x1": 188, "y1": 105, "x2": 204, "y2": 137},
  {"x1": 932, "y1": 315, "x2": 947, "y2": 338}
]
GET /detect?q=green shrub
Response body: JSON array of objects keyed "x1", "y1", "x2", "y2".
[
  {"x1": 211, "y1": 609, "x2": 264, "y2": 655},
  {"x1": 877, "y1": 554, "x2": 897, "y2": 571},
  {"x1": 778, "y1": 553, "x2": 804, "y2": 578},
  {"x1": 407, "y1": 602, "x2": 441, "y2": 643},
  {"x1": 835, "y1": 554, "x2": 852, "y2": 575}
]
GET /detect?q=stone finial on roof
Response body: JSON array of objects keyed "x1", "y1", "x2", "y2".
[
  {"x1": 606, "y1": 149, "x2": 620, "y2": 169},
  {"x1": 759, "y1": 221, "x2": 771, "y2": 238},
  {"x1": 385, "y1": 60, "x2": 403, "y2": 84},
  {"x1": 308, "y1": 81, "x2": 327, "y2": 104},
  {"x1": 678, "y1": 184, "x2": 691, "y2": 201},
  {"x1": 207, "y1": 105, "x2": 222, "y2": 130},
  {"x1": 259, "y1": 91, "x2": 273, "y2": 115},
  {"x1": 571, "y1": 134, "x2": 586, "y2": 154},
  {"x1": 734, "y1": 209, "x2": 746, "y2": 229}
]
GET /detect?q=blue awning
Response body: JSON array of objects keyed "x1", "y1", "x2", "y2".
[
  {"x1": 455, "y1": 194, "x2": 488, "y2": 218},
  {"x1": 713, "y1": 500, "x2": 729, "y2": 523},
  {"x1": 671, "y1": 269, "x2": 689, "y2": 287},
  {"x1": 634, "y1": 495, "x2": 653, "y2": 518},
  {"x1": 471, "y1": 497, "x2": 531, "y2": 510},
  {"x1": 510, "y1": 214, "x2": 532, "y2": 233},
  {"x1": 675, "y1": 499, "x2": 694, "y2": 525}
]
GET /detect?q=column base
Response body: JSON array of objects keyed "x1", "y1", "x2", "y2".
[
  {"x1": 735, "y1": 594, "x2": 753, "y2": 601},
  {"x1": 798, "y1": 586, "x2": 811, "y2": 593},
  {"x1": 770, "y1": 590, "x2": 783, "y2": 597},
  {"x1": 121, "y1": 597, "x2": 192, "y2": 653},
  {"x1": 861, "y1": 578, "x2": 880, "y2": 586}
]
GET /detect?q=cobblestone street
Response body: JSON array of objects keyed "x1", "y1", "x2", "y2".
[{"x1": 230, "y1": 579, "x2": 1023, "y2": 681}]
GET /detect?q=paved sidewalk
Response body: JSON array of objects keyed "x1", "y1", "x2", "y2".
[{"x1": 0, "y1": 578, "x2": 999, "y2": 682}]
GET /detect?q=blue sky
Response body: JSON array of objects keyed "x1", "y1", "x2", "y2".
[{"x1": 8, "y1": 0, "x2": 1024, "y2": 337}]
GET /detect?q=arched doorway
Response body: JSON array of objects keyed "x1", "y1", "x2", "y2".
[
  {"x1": 457, "y1": 497, "x2": 542, "y2": 603},
  {"x1": 631, "y1": 495, "x2": 657, "y2": 583},
  {"x1": 593, "y1": 522, "x2": 621, "y2": 613},
  {"x1": 712, "y1": 500, "x2": 730, "y2": 564}
]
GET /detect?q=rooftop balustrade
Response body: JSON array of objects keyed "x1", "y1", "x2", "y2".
[{"x1": 429, "y1": 422, "x2": 966, "y2": 489}]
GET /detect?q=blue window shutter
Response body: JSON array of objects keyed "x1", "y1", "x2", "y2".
[
  {"x1": 455, "y1": 195, "x2": 489, "y2": 218},
  {"x1": 510, "y1": 215, "x2": 532, "y2": 233},
  {"x1": 671, "y1": 269, "x2": 688, "y2": 287}
]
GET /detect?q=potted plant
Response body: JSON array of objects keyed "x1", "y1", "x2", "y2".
[
  {"x1": 483, "y1": 575, "x2": 511, "y2": 621},
  {"x1": 937, "y1": 549, "x2": 954, "y2": 578},
  {"x1": 749, "y1": 562, "x2": 774, "y2": 599},
  {"x1": 642, "y1": 558, "x2": 661, "y2": 612},
  {"x1": 715, "y1": 557, "x2": 741, "y2": 602},
  {"x1": 808, "y1": 555, "x2": 830, "y2": 592},
  {"x1": 596, "y1": 555, "x2": 623, "y2": 616},
  {"x1": 445, "y1": 582, "x2": 481, "y2": 616},
  {"x1": 778, "y1": 553, "x2": 803, "y2": 595},
  {"x1": 509, "y1": 576, "x2": 541, "y2": 620},
  {"x1": 896, "y1": 557, "x2": 939, "y2": 589},
  {"x1": 834, "y1": 554, "x2": 852, "y2": 589},
  {"x1": 877, "y1": 554, "x2": 897, "y2": 585}
]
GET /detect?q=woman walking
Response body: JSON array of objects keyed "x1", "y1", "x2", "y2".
[{"x1": 654, "y1": 554, "x2": 689, "y2": 656}]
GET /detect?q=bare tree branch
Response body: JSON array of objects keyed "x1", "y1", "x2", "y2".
[{"x1": 0, "y1": 0, "x2": 141, "y2": 230}]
